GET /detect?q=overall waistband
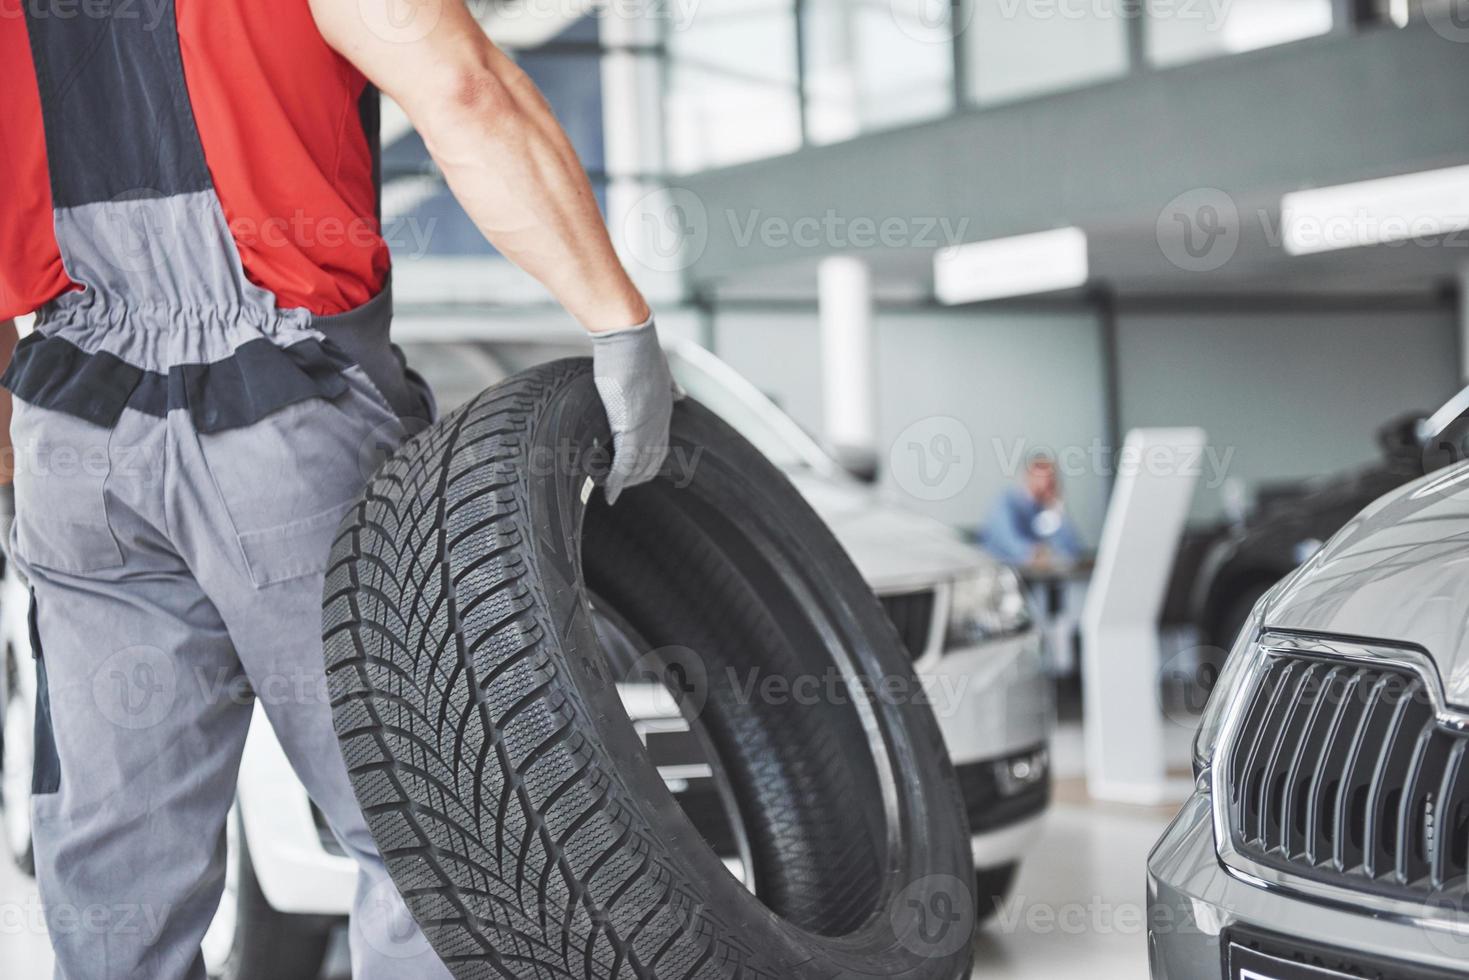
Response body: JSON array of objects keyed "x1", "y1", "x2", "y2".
[{"x1": 0, "y1": 287, "x2": 409, "y2": 433}]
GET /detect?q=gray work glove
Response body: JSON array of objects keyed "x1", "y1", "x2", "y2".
[{"x1": 591, "y1": 317, "x2": 678, "y2": 505}]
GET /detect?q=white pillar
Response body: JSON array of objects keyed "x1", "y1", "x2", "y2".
[
  {"x1": 601, "y1": 7, "x2": 686, "y2": 309},
  {"x1": 1081, "y1": 427, "x2": 1207, "y2": 806},
  {"x1": 818, "y1": 256, "x2": 878, "y2": 466}
]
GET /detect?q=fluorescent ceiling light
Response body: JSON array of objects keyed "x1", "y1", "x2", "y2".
[
  {"x1": 934, "y1": 227, "x2": 1089, "y2": 304},
  {"x1": 1281, "y1": 165, "x2": 1469, "y2": 256}
]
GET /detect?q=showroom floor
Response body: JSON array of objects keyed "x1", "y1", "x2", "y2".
[{"x1": 0, "y1": 722, "x2": 1177, "y2": 979}]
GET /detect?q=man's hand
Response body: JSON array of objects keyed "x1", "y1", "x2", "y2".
[{"x1": 591, "y1": 320, "x2": 677, "y2": 504}]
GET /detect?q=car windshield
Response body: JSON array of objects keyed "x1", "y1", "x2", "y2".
[{"x1": 400, "y1": 339, "x2": 838, "y2": 475}]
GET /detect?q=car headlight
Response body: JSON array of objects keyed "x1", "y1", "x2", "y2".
[
  {"x1": 1192, "y1": 598, "x2": 1269, "y2": 780},
  {"x1": 945, "y1": 566, "x2": 1032, "y2": 649}
]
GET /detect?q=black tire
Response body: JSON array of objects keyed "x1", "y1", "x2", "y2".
[
  {"x1": 322, "y1": 359, "x2": 975, "y2": 980},
  {"x1": 972, "y1": 864, "x2": 1019, "y2": 929},
  {"x1": 206, "y1": 812, "x2": 334, "y2": 980}
]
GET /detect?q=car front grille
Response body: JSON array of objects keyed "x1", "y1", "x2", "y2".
[
  {"x1": 879, "y1": 589, "x2": 937, "y2": 660},
  {"x1": 1227, "y1": 653, "x2": 1469, "y2": 903}
]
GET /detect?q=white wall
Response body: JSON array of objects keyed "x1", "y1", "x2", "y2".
[
  {"x1": 716, "y1": 306, "x2": 1110, "y2": 541},
  {"x1": 1116, "y1": 309, "x2": 1460, "y2": 523},
  {"x1": 874, "y1": 309, "x2": 1109, "y2": 539},
  {"x1": 713, "y1": 309, "x2": 827, "y2": 441},
  {"x1": 715, "y1": 303, "x2": 1461, "y2": 541}
]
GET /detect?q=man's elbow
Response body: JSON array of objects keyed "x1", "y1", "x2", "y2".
[
  {"x1": 413, "y1": 59, "x2": 526, "y2": 144},
  {"x1": 442, "y1": 60, "x2": 514, "y2": 115}
]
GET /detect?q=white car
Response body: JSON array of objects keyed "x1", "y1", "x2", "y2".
[{"x1": 0, "y1": 337, "x2": 1052, "y2": 977}]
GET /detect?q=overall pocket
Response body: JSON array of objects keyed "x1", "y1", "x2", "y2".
[
  {"x1": 197, "y1": 367, "x2": 402, "y2": 588},
  {"x1": 10, "y1": 400, "x2": 124, "y2": 575}
]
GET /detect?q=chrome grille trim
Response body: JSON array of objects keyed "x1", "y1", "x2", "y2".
[{"x1": 1212, "y1": 632, "x2": 1469, "y2": 934}]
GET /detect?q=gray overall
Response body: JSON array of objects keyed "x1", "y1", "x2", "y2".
[{"x1": 5, "y1": 8, "x2": 453, "y2": 980}]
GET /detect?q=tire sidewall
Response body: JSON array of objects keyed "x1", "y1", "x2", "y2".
[{"x1": 521, "y1": 369, "x2": 974, "y2": 978}]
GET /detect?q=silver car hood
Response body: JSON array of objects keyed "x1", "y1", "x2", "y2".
[
  {"x1": 1266, "y1": 460, "x2": 1469, "y2": 705},
  {"x1": 786, "y1": 473, "x2": 994, "y2": 593}
]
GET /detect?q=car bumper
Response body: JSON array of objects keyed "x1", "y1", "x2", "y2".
[
  {"x1": 954, "y1": 747, "x2": 1050, "y2": 869},
  {"x1": 921, "y1": 628, "x2": 1053, "y2": 870},
  {"x1": 237, "y1": 707, "x2": 357, "y2": 916},
  {"x1": 1148, "y1": 785, "x2": 1469, "y2": 979},
  {"x1": 925, "y1": 628, "x2": 1053, "y2": 766}
]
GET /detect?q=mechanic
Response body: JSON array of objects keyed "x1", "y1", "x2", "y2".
[{"x1": 0, "y1": 1, "x2": 675, "y2": 976}]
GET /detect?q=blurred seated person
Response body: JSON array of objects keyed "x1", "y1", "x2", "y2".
[{"x1": 982, "y1": 452, "x2": 1085, "y2": 568}]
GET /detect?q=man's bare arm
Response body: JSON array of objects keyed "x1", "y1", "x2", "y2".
[{"x1": 309, "y1": 0, "x2": 649, "y2": 333}]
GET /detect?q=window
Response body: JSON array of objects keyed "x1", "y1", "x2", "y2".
[
  {"x1": 1146, "y1": 0, "x2": 1333, "y2": 68},
  {"x1": 960, "y1": 0, "x2": 1131, "y2": 106},
  {"x1": 802, "y1": 0, "x2": 955, "y2": 145},
  {"x1": 665, "y1": 0, "x2": 803, "y2": 173}
]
